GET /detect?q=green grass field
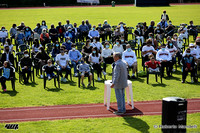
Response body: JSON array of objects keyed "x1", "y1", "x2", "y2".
[{"x1": 0, "y1": 5, "x2": 200, "y2": 133}]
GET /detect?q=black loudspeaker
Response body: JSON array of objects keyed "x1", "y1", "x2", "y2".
[
  {"x1": 135, "y1": 0, "x2": 169, "y2": 7},
  {"x1": 162, "y1": 97, "x2": 187, "y2": 133}
]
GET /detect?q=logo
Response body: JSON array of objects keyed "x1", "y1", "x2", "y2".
[{"x1": 5, "y1": 124, "x2": 18, "y2": 130}]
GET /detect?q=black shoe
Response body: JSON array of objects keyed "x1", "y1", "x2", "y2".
[
  {"x1": 131, "y1": 75, "x2": 136, "y2": 79},
  {"x1": 128, "y1": 75, "x2": 130, "y2": 79},
  {"x1": 113, "y1": 111, "x2": 125, "y2": 115},
  {"x1": 81, "y1": 83, "x2": 85, "y2": 88},
  {"x1": 182, "y1": 80, "x2": 185, "y2": 83},
  {"x1": 87, "y1": 82, "x2": 91, "y2": 87}
]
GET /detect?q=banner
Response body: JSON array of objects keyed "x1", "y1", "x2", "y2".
[{"x1": 77, "y1": 0, "x2": 100, "y2": 4}]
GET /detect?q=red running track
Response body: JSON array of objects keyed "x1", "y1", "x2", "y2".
[{"x1": 0, "y1": 98, "x2": 200, "y2": 123}]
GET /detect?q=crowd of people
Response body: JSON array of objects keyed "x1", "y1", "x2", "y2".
[{"x1": 0, "y1": 10, "x2": 200, "y2": 91}]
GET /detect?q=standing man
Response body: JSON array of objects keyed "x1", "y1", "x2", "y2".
[{"x1": 111, "y1": 52, "x2": 128, "y2": 115}]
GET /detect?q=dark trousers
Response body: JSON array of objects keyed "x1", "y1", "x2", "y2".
[
  {"x1": 189, "y1": 29, "x2": 198, "y2": 40},
  {"x1": 39, "y1": 60, "x2": 47, "y2": 75},
  {"x1": 105, "y1": 31, "x2": 112, "y2": 40},
  {"x1": 92, "y1": 63, "x2": 102, "y2": 77},
  {"x1": 161, "y1": 61, "x2": 173, "y2": 76},
  {"x1": 58, "y1": 33, "x2": 64, "y2": 42},
  {"x1": 103, "y1": 57, "x2": 114, "y2": 72},
  {"x1": 182, "y1": 68, "x2": 195, "y2": 80},
  {"x1": 59, "y1": 66, "x2": 71, "y2": 78},
  {"x1": 80, "y1": 31, "x2": 88, "y2": 42},
  {"x1": 0, "y1": 76, "x2": 7, "y2": 89},
  {"x1": 22, "y1": 67, "x2": 31, "y2": 82}
]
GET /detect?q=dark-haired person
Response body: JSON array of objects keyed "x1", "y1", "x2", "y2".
[
  {"x1": 187, "y1": 21, "x2": 198, "y2": 41},
  {"x1": 85, "y1": 20, "x2": 92, "y2": 30},
  {"x1": 102, "y1": 41, "x2": 113, "y2": 73},
  {"x1": 20, "y1": 50, "x2": 32, "y2": 84},
  {"x1": 112, "y1": 39, "x2": 124, "y2": 54},
  {"x1": 5, "y1": 38, "x2": 13, "y2": 53},
  {"x1": 40, "y1": 28, "x2": 50, "y2": 48},
  {"x1": 31, "y1": 39, "x2": 42, "y2": 55},
  {"x1": 64, "y1": 20, "x2": 73, "y2": 30},
  {"x1": 33, "y1": 23, "x2": 42, "y2": 40},
  {"x1": 134, "y1": 25, "x2": 144, "y2": 46},
  {"x1": 165, "y1": 20, "x2": 175, "y2": 37},
  {"x1": 24, "y1": 26, "x2": 33, "y2": 45},
  {"x1": 156, "y1": 44, "x2": 172, "y2": 77},
  {"x1": 41, "y1": 20, "x2": 48, "y2": 31},
  {"x1": 182, "y1": 48, "x2": 195, "y2": 83},
  {"x1": 0, "y1": 61, "x2": 14, "y2": 92},
  {"x1": 81, "y1": 39, "x2": 93, "y2": 63},
  {"x1": 148, "y1": 33, "x2": 158, "y2": 50},
  {"x1": 96, "y1": 23, "x2": 105, "y2": 42},
  {"x1": 161, "y1": 10, "x2": 169, "y2": 22},
  {"x1": 49, "y1": 24, "x2": 58, "y2": 43},
  {"x1": 72, "y1": 23, "x2": 80, "y2": 43},
  {"x1": 103, "y1": 20, "x2": 112, "y2": 41},
  {"x1": 91, "y1": 37, "x2": 103, "y2": 53},
  {"x1": 56, "y1": 22, "x2": 65, "y2": 43},
  {"x1": 9, "y1": 24, "x2": 17, "y2": 43},
  {"x1": 79, "y1": 20, "x2": 89, "y2": 42},
  {"x1": 35, "y1": 47, "x2": 50, "y2": 78},
  {"x1": 62, "y1": 37, "x2": 72, "y2": 52},
  {"x1": 51, "y1": 41, "x2": 60, "y2": 61},
  {"x1": 65, "y1": 26, "x2": 75, "y2": 43},
  {"x1": 88, "y1": 47, "x2": 105, "y2": 81},
  {"x1": 69, "y1": 44, "x2": 82, "y2": 77},
  {"x1": 1, "y1": 46, "x2": 14, "y2": 66},
  {"x1": 17, "y1": 22, "x2": 25, "y2": 31},
  {"x1": 154, "y1": 24, "x2": 165, "y2": 43},
  {"x1": 0, "y1": 27, "x2": 8, "y2": 45},
  {"x1": 88, "y1": 25, "x2": 100, "y2": 40}
]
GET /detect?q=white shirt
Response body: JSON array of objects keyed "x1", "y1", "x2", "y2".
[
  {"x1": 32, "y1": 44, "x2": 42, "y2": 52},
  {"x1": 142, "y1": 45, "x2": 156, "y2": 57},
  {"x1": 165, "y1": 46, "x2": 177, "y2": 56},
  {"x1": 112, "y1": 44, "x2": 124, "y2": 54},
  {"x1": 181, "y1": 27, "x2": 188, "y2": 35},
  {"x1": 56, "y1": 53, "x2": 70, "y2": 67},
  {"x1": 183, "y1": 49, "x2": 199, "y2": 59},
  {"x1": 6, "y1": 53, "x2": 9, "y2": 61},
  {"x1": 120, "y1": 26, "x2": 125, "y2": 32},
  {"x1": 92, "y1": 42, "x2": 103, "y2": 51},
  {"x1": 102, "y1": 48, "x2": 113, "y2": 58},
  {"x1": 122, "y1": 50, "x2": 137, "y2": 66},
  {"x1": 0, "y1": 31, "x2": 8, "y2": 38},
  {"x1": 156, "y1": 49, "x2": 172, "y2": 61},
  {"x1": 177, "y1": 40, "x2": 184, "y2": 49},
  {"x1": 89, "y1": 53, "x2": 101, "y2": 63}
]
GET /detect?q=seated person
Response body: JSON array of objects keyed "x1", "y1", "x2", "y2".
[
  {"x1": 40, "y1": 28, "x2": 50, "y2": 48},
  {"x1": 0, "y1": 27, "x2": 8, "y2": 45},
  {"x1": 154, "y1": 24, "x2": 165, "y2": 42},
  {"x1": 6, "y1": 38, "x2": 13, "y2": 53},
  {"x1": 79, "y1": 57, "x2": 93, "y2": 87},
  {"x1": 62, "y1": 37, "x2": 72, "y2": 52},
  {"x1": 145, "y1": 57, "x2": 161, "y2": 72},
  {"x1": 35, "y1": 47, "x2": 50, "y2": 78},
  {"x1": 56, "y1": 47, "x2": 71, "y2": 82},
  {"x1": 102, "y1": 20, "x2": 112, "y2": 40},
  {"x1": 182, "y1": 48, "x2": 195, "y2": 83},
  {"x1": 96, "y1": 23, "x2": 105, "y2": 42},
  {"x1": 145, "y1": 21, "x2": 155, "y2": 38},
  {"x1": 33, "y1": 23, "x2": 42, "y2": 40},
  {"x1": 32, "y1": 39, "x2": 42, "y2": 56},
  {"x1": 68, "y1": 44, "x2": 82, "y2": 77},
  {"x1": 118, "y1": 22, "x2": 128, "y2": 40},
  {"x1": 165, "y1": 20, "x2": 175, "y2": 37},
  {"x1": 187, "y1": 20, "x2": 198, "y2": 40},
  {"x1": 134, "y1": 25, "x2": 144, "y2": 45},
  {"x1": 20, "y1": 50, "x2": 32, "y2": 84},
  {"x1": 24, "y1": 26, "x2": 33, "y2": 45},
  {"x1": 102, "y1": 42, "x2": 114, "y2": 73},
  {"x1": 16, "y1": 29, "x2": 25, "y2": 45},
  {"x1": 178, "y1": 24, "x2": 188, "y2": 40},
  {"x1": 56, "y1": 22, "x2": 65, "y2": 43},
  {"x1": 148, "y1": 33, "x2": 158, "y2": 50},
  {"x1": 158, "y1": 19, "x2": 168, "y2": 29},
  {"x1": 88, "y1": 47, "x2": 105, "y2": 81},
  {"x1": 156, "y1": 44, "x2": 172, "y2": 77},
  {"x1": 1, "y1": 45, "x2": 14, "y2": 66},
  {"x1": 91, "y1": 37, "x2": 103, "y2": 53},
  {"x1": 79, "y1": 20, "x2": 89, "y2": 42},
  {"x1": 122, "y1": 44, "x2": 137, "y2": 79},
  {"x1": 113, "y1": 26, "x2": 121, "y2": 42},
  {"x1": 51, "y1": 42, "x2": 60, "y2": 61},
  {"x1": 88, "y1": 25, "x2": 100, "y2": 40},
  {"x1": 65, "y1": 26, "x2": 75, "y2": 43},
  {"x1": 43, "y1": 59, "x2": 57, "y2": 80},
  {"x1": 142, "y1": 39, "x2": 157, "y2": 67},
  {"x1": 0, "y1": 61, "x2": 14, "y2": 92},
  {"x1": 9, "y1": 24, "x2": 17, "y2": 43},
  {"x1": 120, "y1": 36, "x2": 128, "y2": 50},
  {"x1": 81, "y1": 39, "x2": 93, "y2": 63},
  {"x1": 183, "y1": 43, "x2": 199, "y2": 61},
  {"x1": 112, "y1": 39, "x2": 124, "y2": 54}
]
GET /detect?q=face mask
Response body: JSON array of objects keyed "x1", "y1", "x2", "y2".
[
  {"x1": 186, "y1": 53, "x2": 190, "y2": 56},
  {"x1": 157, "y1": 27, "x2": 160, "y2": 29},
  {"x1": 149, "y1": 37, "x2": 152, "y2": 39},
  {"x1": 93, "y1": 39, "x2": 96, "y2": 42},
  {"x1": 24, "y1": 54, "x2": 29, "y2": 58},
  {"x1": 169, "y1": 43, "x2": 173, "y2": 46},
  {"x1": 26, "y1": 28, "x2": 29, "y2": 31},
  {"x1": 68, "y1": 29, "x2": 72, "y2": 31},
  {"x1": 105, "y1": 22, "x2": 107, "y2": 25},
  {"x1": 120, "y1": 24, "x2": 123, "y2": 27},
  {"x1": 56, "y1": 44, "x2": 59, "y2": 47},
  {"x1": 106, "y1": 45, "x2": 109, "y2": 48},
  {"x1": 138, "y1": 28, "x2": 140, "y2": 30},
  {"x1": 116, "y1": 42, "x2": 119, "y2": 45},
  {"x1": 60, "y1": 50, "x2": 64, "y2": 53},
  {"x1": 42, "y1": 22, "x2": 45, "y2": 25},
  {"x1": 39, "y1": 50, "x2": 42, "y2": 53},
  {"x1": 98, "y1": 26, "x2": 101, "y2": 28},
  {"x1": 2, "y1": 29, "x2": 5, "y2": 31},
  {"x1": 72, "y1": 48, "x2": 76, "y2": 51},
  {"x1": 121, "y1": 40, "x2": 124, "y2": 42},
  {"x1": 169, "y1": 22, "x2": 172, "y2": 25},
  {"x1": 92, "y1": 51, "x2": 96, "y2": 54},
  {"x1": 162, "y1": 48, "x2": 165, "y2": 51},
  {"x1": 127, "y1": 48, "x2": 131, "y2": 52},
  {"x1": 93, "y1": 28, "x2": 95, "y2": 30},
  {"x1": 68, "y1": 40, "x2": 71, "y2": 43},
  {"x1": 190, "y1": 48, "x2": 194, "y2": 51},
  {"x1": 90, "y1": 43, "x2": 93, "y2": 46},
  {"x1": 5, "y1": 49, "x2": 9, "y2": 52}
]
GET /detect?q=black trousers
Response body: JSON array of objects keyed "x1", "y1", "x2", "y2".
[
  {"x1": 22, "y1": 67, "x2": 31, "y2": 82},
  {"x1": 0, "y1": 76, "x2": 7, "y2": 89},
  {"x1": 92, "y1": 63, "x2": 102, "y2": 77},
  {"x1": 161, "y1": 61, "x2": 173, "y2": 76},
  {"x1": 182, "y1": 68, "x2": 195, "y2": 80},
  {"x1": 103, "y1": 57, "x2": 114, "y2": 72}
]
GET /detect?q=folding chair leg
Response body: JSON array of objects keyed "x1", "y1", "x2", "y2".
[
  {"x1": 54, "y1": 77, "x2": 56, "y2": 88},
  {"x1": 155, "y1": 74, "x2": 158, "y2": 82},
  {"x1": 147, "y1": 73, "x2": 149, "y2": 84},
  {"x1": 57, "y1": 76, "x2": 60, "y2": 88},
  {"x1": 44, "y1": 78, "x2": 46, "y2": 89},
  {"x1": 160, "y1": 75, "x2": 162, "y2": 84},
  {"x1": 78, "y1": 76, "x2": 81, "y2": 88}
]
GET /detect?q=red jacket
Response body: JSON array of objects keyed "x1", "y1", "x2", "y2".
[{"x1": 145, "y1": 61, "x2": 160, "y2": 69}]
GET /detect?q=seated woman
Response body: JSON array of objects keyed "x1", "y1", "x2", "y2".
[
  {"x1": 102, "y1": 42, "x2": 114, "y2": 73},
  {"x1": 145, "y1": 57, "x2": 161, "y2": 72},
  {"x1": 81, "y1": 39, "x2": 93, "y2": 64},
  {"x1": 0, "y1": 61, "x2": 14, "y2": 92},
  {"x1": 51, "y1": 41, "x2": 60, "y2": 61},
  {"x1": 35, "y1": 47, "x2": 50, "y2": 78},
  {"x1": 5, "y1": 38, "x2": 13, "y2": 53},
  {"x1": 112, "y1": 39, "x2": 124, "y2": 54},
  {"x1": 134, "y1": 25, "x2": 144, "y2": 45},
  {"x1": 40, "y1": 28, "x2": 50, "y2": 48},
  {"x1": 88, "y1": 47, "x2": 106, "y2": 81},
  {"x1": 31, "y1": 39, "x2": 42, "y2": 57}
]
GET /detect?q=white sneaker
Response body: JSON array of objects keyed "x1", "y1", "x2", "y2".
[
  {"x1": 40, "y1": 75, "x2": 43, "y2": 78},
  {"x1": 74, "y1": 73, "x2": 78, "y2": 77},
  {"x1": 172, "y1": 69, "x2": 176, "y2": 72},
  {"x1": 48, "y1": 76, "x2": 51, "y2": 80},
  {"x1": 63, "y1": 78, "x2": 67, "y2": 83},
  {"x1": 103, "y1": 71, "x2": 107, "y2": 75},
  {"x1": 61, "y1": 77, "x2": 64, "y2": 82},
  {"x1": 97, "y1": 77, "x2": 101, "y2": 81}
]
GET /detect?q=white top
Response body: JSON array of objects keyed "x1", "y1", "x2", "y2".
[
  {"x1": 181, "y1": 27, "x2": 188, "y2": 35},
  {"x1": 0, "y1": 31, "x2": 8, "y2": 38},
  {"x1": 112, "y1": 44, "x2": 124, "y2": 54},
  {"x1": 165, "y1": 46, "x2": 177, "y2": 56},
  {"x1": 122, "y1": 50, "x2": 137, "y2": 66},
  {"x1": 156, "y1": 49, "x2": 172, "y2": 61},
  {"x1": 142, "y1": 45, "x2": 156, "y2": 57},
  {"x1": 102, "y1": 48, "x2": 113, "y2": 58},
  {"x1": 120, "y1": 26, "x2": 125, "y2": 32},
  {"x1": 177, "y1": 40, "x2": 184, "y2": 49},
  {"x1": 183, "y1": 49, "x2": 199, "y2": 59},
  {"x1": 92, "y1": 42, "x2": 103, "y2": 51},
  {"x1": 89, "y1": 53, "x2": 101, "y2": 63},
  {"x1": 56, "y1": 53, "x2": 70, "y2": 67},
  {"x1": 32, "y1": 44, "x2": 42, "y2": 52}
]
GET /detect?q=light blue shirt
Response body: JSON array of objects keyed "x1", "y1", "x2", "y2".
[
  {"x1": 3, "y1": 68, "x2": 10, "y2": 79},
  {"x1": 88, "y1": 30, "x2": 100, "y2": 38},
  {"x1": 69, "y1": 50, "x2": 82, "y2": 61}
]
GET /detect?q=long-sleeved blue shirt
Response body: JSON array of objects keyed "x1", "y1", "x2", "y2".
[
  {"x1": 88, "y1": 30, "x2": 100, "y2": 38},
  {"x1": 68, "y1": 50, "x2": 82, "y2": 61},
  {"x1": 79, "y1": 25, "x2": 89, "y2": 32},
  {"x1": 62, "y1": 42, "x2": 72, "y2": 51}
]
